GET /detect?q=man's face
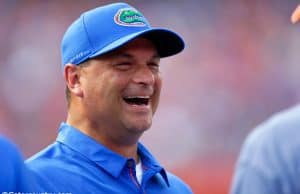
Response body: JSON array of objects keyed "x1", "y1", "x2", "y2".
[{"x1": 79, "y1": 38, "x2": 161, "y2": 135}]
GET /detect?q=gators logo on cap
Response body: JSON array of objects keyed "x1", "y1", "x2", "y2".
[{"x1": 114, "y1": 8, "x2": 146, "y2": 27}]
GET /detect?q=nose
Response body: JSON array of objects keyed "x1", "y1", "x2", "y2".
[{"x1": 132, "y1": 65, "x2": 155, "y2": 86}]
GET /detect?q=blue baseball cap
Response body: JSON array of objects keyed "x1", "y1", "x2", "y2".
[{"x1": 61, "y1": 2, "x2": 185, "y2": 68}]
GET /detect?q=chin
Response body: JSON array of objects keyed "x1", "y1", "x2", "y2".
[
  {"x1": 121, "y1": 114, "x2": 153, "y2": 132},
  {"x1": 127, "y1": 121, "x2": 152, "y2": 133},
  {"x1": 135, "y1": 123, "x2": 152, "y2": 132}
]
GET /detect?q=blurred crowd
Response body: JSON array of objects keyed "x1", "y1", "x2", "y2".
[{"x1": 1, "y1": 1, "x2": 300, "y2": 193}]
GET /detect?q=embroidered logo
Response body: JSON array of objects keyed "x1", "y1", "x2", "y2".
[{"x1": 114, "y1": 8, "x2": 146, "y2": 27}]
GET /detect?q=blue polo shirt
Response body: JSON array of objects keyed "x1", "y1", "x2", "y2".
[
  {"x1": 0, "y1": 136, "x2": 36, "y2": 192},
  {"x1": 26, "y1": 123, "x2": 193, "y2": 194}
]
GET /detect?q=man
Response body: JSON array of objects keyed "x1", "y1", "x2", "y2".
[
  {"x1": 0, "y1": 136, "x2": 36, "y2": 192},
  {"x1": 230, "y1": 6, "x2": 300, "y2": 194},
  {"x1": 26, "y1": 2, "x2": 192, "y2": 194}
]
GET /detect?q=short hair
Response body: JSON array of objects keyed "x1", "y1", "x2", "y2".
[{"x1": 65, "y1": 86, "x2": 71, "y2": 108}]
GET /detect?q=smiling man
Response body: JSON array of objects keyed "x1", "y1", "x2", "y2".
[{"x1": 26, "y1": 2, "x2": 192, "y2": 194}]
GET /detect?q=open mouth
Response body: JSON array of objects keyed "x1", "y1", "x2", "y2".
[{"x1": 123, "y1": 96, "x2": 150, "y2": 106}]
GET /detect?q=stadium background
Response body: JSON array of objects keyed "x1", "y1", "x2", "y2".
[{"x1": 1, "y1": 0, "x2": 300, "y2": 193}]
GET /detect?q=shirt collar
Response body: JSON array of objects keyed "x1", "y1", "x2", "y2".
[
  {"x1": 56, "y1": 122, "x2": 127, "y2": 178},
  {"x1": 56, "y1": 122, "x2": 169, "y2": 186},
  {"x1": 138, "y1": 143, "x2": 170, "y2": 187}
]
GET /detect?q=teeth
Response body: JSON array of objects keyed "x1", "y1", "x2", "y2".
[{"x1": 123, "y1": 96, "x2": 150, "y2": 106}]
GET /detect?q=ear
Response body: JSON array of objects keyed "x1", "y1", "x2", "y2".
[{"x1": 64, "y1": 64, "x2": 84, "y2": 98}]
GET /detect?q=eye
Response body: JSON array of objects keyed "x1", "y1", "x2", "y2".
[
  {"x1": 148, "y1": 62, "x2": 160, "y2": 72},
  {"x1": 114, "y1": 62, "x2": 132, "y2": 71}
]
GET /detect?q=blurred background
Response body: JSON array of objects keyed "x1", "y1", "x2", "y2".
[{"x1": 1, "y1": 0, "x2": 300, "y2": 193}]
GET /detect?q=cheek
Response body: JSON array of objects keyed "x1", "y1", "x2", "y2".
[
  {"x1": 153, "y1": 75, "x2": 162, "y2": 108},
  {"x1": 156, "y1": 74, "x2": 162, "y2": 93},
  {"x1": 82, "y1": 74, "x2": 108, "y2": 102},
  {"x1": 101, "y1": 74, "x2": 129, "y2": 100}
]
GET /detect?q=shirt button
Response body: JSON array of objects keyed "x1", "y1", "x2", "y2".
[{"x1": 127, "y1": 159, "x2": 135, "y2": 168}]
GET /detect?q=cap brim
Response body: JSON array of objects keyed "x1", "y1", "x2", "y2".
[{"x1": 89, "y1": 28, "x2": 185, "y2": 59}]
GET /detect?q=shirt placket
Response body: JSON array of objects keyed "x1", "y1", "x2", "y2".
[{"x1": 127, "y1": 159, "x2": 146, "y2": 194}]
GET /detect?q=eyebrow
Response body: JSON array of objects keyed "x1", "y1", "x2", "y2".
[{"x1": 115, "y1": 53, "x2": 160, "y2": 61}]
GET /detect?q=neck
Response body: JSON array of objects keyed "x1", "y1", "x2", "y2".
[{"x1": 66, "y1": 113, "x2": 140, "y2": 162}]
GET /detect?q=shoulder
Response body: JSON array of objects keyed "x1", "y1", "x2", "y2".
[
  {"x1": 0, "y1": 136, "x2": 21, "y2": 159},
  {"x1": 25, "y1": 143, "x2": 61, "y2": 190},
  {"x1": 26, "y1": 142, "x2": 79, "y2": 174},
  {"x1": 0, "y1": 136, "x2": 23, "y2": 189},
  {"x1": 231, "y1": 105, "x2": 300, "y2": 194},
  {"x1": 0, "y1": 136, "x2": 23, "y2": 174},
  {"x1": 166, "y1": 171, "x2": 193, "y2": 193},
  {"x1": 259, "y1": 104, "x2": 300, "y2": 134},
  {"x1": 232, "y1": 105, "x2": 300, "y2": 190},
  {"x1": 26, "y1": 143, "x2": 70, "y2": 179},
  {"x1": 0, "y1": 136, "x2": 35, "y2": 192},
  {"x1": 26, "y1": 141, "x2": 95, "y2": 191},
  {"x1": 242, "y1": 104, "x2": 300, "y2": 153}
]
